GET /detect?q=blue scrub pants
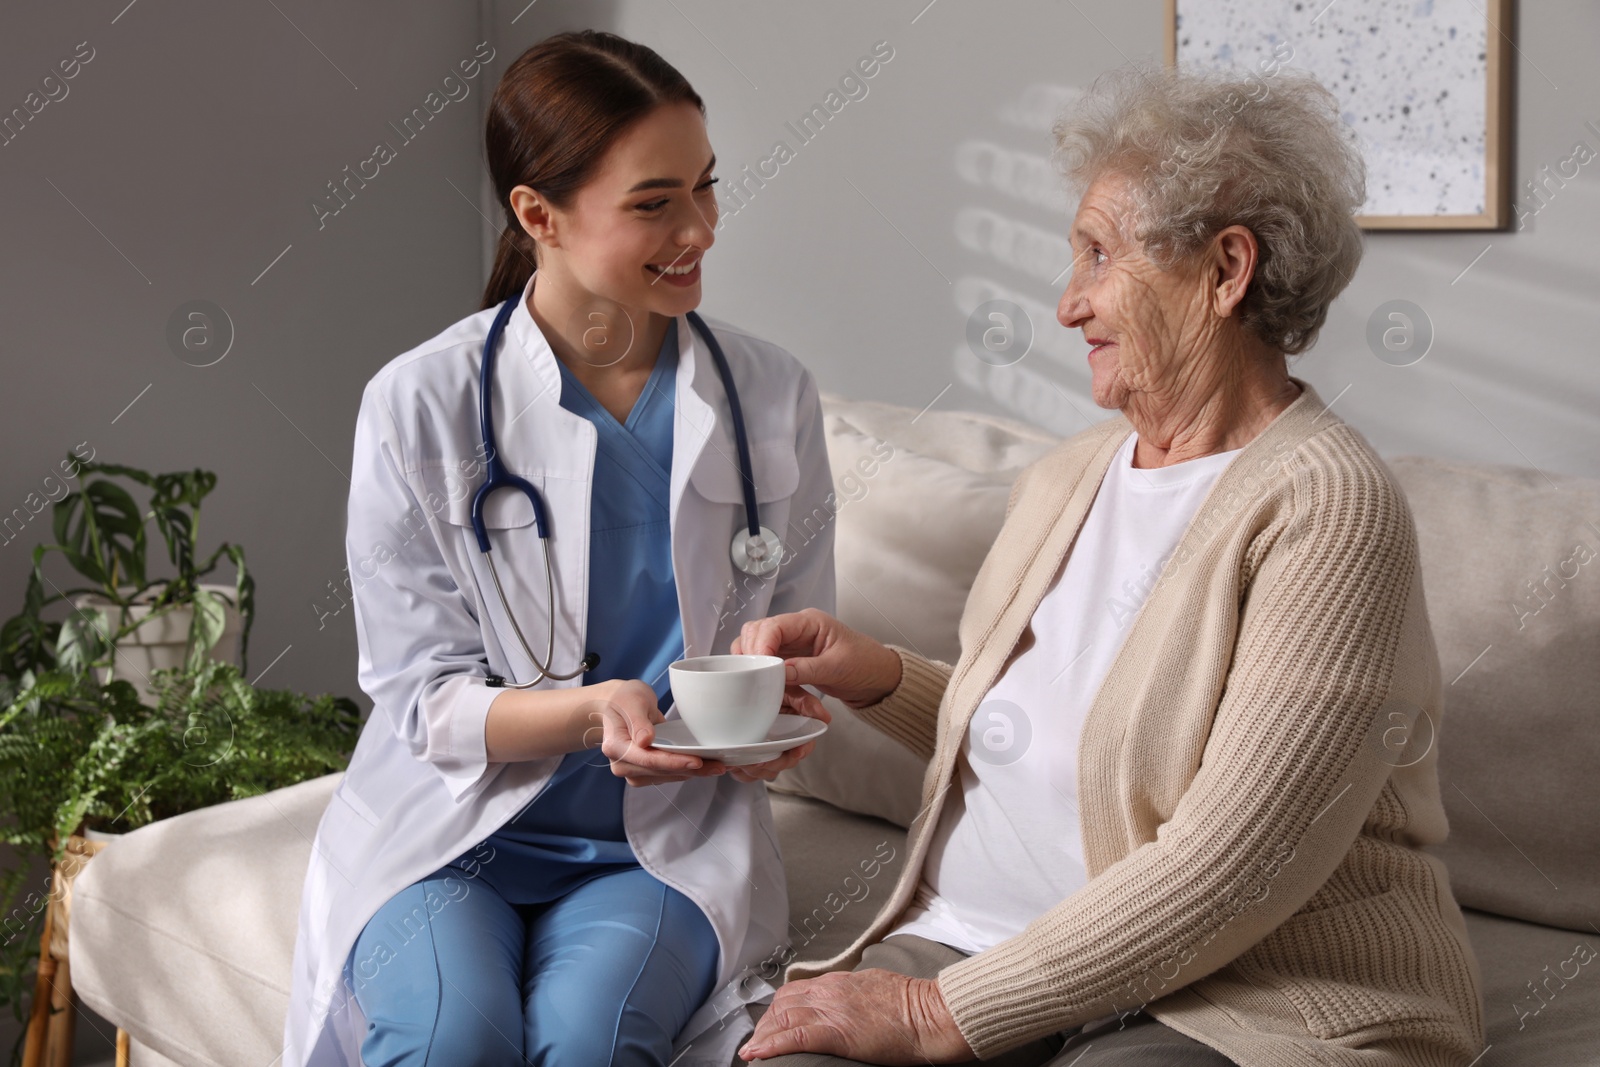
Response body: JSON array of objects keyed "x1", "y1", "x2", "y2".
[{"x1": 343, "y1": 866, "x2": 719, "y2": 1066}]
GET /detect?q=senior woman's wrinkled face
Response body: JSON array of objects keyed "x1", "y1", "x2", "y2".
[{"x1": 1058, "y1": 175, "x2": 1219, "y2": 411}]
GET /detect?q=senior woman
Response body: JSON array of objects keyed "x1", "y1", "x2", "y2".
[{"x1": 729, "y1": 66, "x2": 1484, "y2": 1067}]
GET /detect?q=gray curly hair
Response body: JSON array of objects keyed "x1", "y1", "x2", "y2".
[{"x1": 1052, "y1": 65, "x2": 1366, "y2": 355}]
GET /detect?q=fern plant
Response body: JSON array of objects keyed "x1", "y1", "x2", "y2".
[
  {"x1": 0, "y1": 457, "x2": 358, "y2": 1057},
  {"x1": 0, "y1": 662, "x2": 360, "y2": 1052}
]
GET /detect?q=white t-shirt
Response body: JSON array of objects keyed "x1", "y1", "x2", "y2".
[{"x1": 890, "y1": 431, "x2": 1242, "y2": 953}]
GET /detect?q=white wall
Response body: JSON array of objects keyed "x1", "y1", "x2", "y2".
[{"x1": 513, "y1": 0, "x2": 1600, "y2": 478}]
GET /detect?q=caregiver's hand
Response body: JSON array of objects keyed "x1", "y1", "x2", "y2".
[
  {"x1": 738, "y1": 969, "x2": 974, "y2": 1063},
  {"x1": 732, "y1": 608, "x2": 903, "y2": 709},
  {"x1": 582, "y1": 679, "x2": 726, "y2": 787}
]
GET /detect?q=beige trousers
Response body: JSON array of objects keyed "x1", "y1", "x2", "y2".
[{"x1": 744, "y1": 934, "x2": 1237, "y2": 1067}]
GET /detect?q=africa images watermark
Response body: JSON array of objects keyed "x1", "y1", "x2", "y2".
[
  {"x1": 1110, "y1": 838, "x2": 1299, "y2": 1016},
  {"x1": 344, "y1": 841, "x2": 497, "y2": 993},
  {"x1": 1, "y1": 442, "x2": 97, "y2": 548},
  {"x1": 1513, "y1": 118, "x2": 1600, "y2": 230},
  {"x1": 1143, "y1": 438, "x2": 1297, "y2": 591},
  {"x1": 732, "y1": 837, "x2": 899, "y2": 1008},
  {"x1": 714, "y1": 435, "x2": 896, "y2": 634},
  {"x1": 1, "y1": 39, "x2": 96, "y2": 149},
  {"x1": 715, "y1": 40, "x2": 896, "y2": 228},
  {"x1": 1510, "y1": 534, "x2": 1594, "y2": 631},
  {"x1": 1137, "y1": 41, "x2": 1296, "y2": 205},
  {"x1": 310, "y1": 41, "x2": 497, "y2": 230},
  {"x1": 311, "y1": 440, "x2": 494, "y2": 629},
  {"x1": 312, "y1": 839, "x2": 499, "y2": 1027},
  {"x1": 1513, "y1": 938, "x2": 1596, "y2": 1031}
]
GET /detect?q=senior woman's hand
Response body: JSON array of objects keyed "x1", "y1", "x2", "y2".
[
  {"x1": 738, "y1": 968, "x2": 974, "y2": 1063},
  {"x1": 731, "y1": 608, "x2": 904, "y2": 708},
  {"x1": 722, "y1": 608, "x2": 902, "y2": 780}
]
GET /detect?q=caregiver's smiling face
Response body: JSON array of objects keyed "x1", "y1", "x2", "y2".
[
  {"x1": 1057, "y1": 174, "x2": 1215, "y2": 411},
  {"x1": 523, "y1": 100, "x2": 720, "y2": 324}
]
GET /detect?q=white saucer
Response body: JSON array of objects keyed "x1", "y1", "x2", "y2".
[{"x1": 652, "y1": 713, "x2": 828, "y2": 766}]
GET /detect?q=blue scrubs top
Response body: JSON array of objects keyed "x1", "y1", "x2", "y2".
[{"x1": 438, "y1": 322, "x2": 684, "y2": 905}]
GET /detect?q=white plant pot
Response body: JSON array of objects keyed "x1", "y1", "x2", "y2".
[{"x1": 72, "y1": 582, "x2": 243, "y2": 705}]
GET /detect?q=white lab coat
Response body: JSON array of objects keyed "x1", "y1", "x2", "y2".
[{"x1": 282, "y1": 274, "x2": 836, "y2": 1067}]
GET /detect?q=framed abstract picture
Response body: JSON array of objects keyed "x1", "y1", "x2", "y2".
[{"x1": 1167, "y1": 0, "x2": 1514, "y2": 230}]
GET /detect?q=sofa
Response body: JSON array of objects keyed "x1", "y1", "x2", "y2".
[{"x1": 70, "y1": 392, "x2": 1600, "y2": 1066}]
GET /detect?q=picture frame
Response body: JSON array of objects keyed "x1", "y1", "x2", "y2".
[{"x1": 1165, "y1": 0, "x2": 1514, "y2": 230}]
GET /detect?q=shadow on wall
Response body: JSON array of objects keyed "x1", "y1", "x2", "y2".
[{"x1": 947, "y1": 84, "x2": 1105, "y2": 439}]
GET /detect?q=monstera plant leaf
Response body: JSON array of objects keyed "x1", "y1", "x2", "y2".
[
  {"x1": 51, "y1": 478, "x2": 146, "y2": 592},
  {"x1": 1, "y1": 456, "x2": 254, "y2": 682},
  {"x1": 54, "y1": 606, "x2": 112, "y2": 676},
  {"x1": 185, "y1": 587, "x2": 228, "y2": 672}
]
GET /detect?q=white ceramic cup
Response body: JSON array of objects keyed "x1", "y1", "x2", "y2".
[{"x1": 667, "y1": 654, "x2": 785, "y2": 746}]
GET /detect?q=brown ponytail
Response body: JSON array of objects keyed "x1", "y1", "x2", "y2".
[{"x1": 479, "y1": 31, "x2": 705, "y2": 311}]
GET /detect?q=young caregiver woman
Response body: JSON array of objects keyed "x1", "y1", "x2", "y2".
[{"x1": 282, "y1": 31, "x2": 837, "y2": 1067}]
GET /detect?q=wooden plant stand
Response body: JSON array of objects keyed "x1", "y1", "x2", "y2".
[{"x1": 20, "y1": 833, "x2": 132, "y2": 1067}]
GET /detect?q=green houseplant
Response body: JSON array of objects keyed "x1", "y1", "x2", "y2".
[
  {"x1": 1, "y1": 459, "x2": 255, "y2": 692},
  {"x1": 0, "y1": 458, "x2": 360, "y2": 1056}
]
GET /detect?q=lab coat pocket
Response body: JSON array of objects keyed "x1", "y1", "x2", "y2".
[
  {"x1": 412, "y1": 463, "x2": 582, "y2": 678},
  {"x1": 417, "y1": 463, "x2": 541, "y2": 531},
  {"x1": 689, "y1": 441, "x2": 800, "y2": 505},
  {"x1": 332, "y1": 779, "x2": 382, "y2": 827},
  {"x1": 413, "y1": 462, "x2": 545, "y2": 563},
  {"x1": 317, "y1": 787, "x2": 380, "y2": 883}
]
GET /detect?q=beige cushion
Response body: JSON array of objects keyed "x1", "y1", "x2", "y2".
[
  {"x1": 1458, "y1": 908, "x2": 1600, "y2": 1064},
  {"x1": 768, "y1": 793, "x2": 908, "y2": 964},
  {"x1": 818, "y1": 392, "x2": 1059, "y2": 665},
  {"x1": 1388, "y1": 457, "x2": 1600, "y2": 932},
  {"x1": 70, "y1": 773, "x2": 338, "y2": 1067},
  {"x1": 771, "y1": 696, "x2": 926, "y2": 830},
  {"x1": 768, "y1": 396, "x2": 1057, "y2": 826}
]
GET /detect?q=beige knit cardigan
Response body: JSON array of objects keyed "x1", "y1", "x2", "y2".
[{"x1": 785, "y1": 380, "x2": 1486, "y2": 1067}]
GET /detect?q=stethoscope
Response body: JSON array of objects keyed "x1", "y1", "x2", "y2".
[{"x1": 474, "y1": 293, "x2": 783, "y2": 689}]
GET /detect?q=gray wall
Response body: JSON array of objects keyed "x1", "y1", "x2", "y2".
[
  {"x1": 3, "y1": 0, "x2": 1596, "y2": 710},
  {"x1": 1, "y1": 0, "x2": 498, "y2": 704}
]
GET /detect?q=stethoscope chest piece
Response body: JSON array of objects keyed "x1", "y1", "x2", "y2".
[{"x1": 731, "y1": 525, "x2": 784, "y2": 578}]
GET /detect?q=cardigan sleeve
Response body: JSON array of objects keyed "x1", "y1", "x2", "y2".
[
  {"x1": 934, "y1": 453, "x2": 1429, "y2": 1057},
  {"x1": 846, "y1": 645, "x2": 953, "y2": 762}
]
